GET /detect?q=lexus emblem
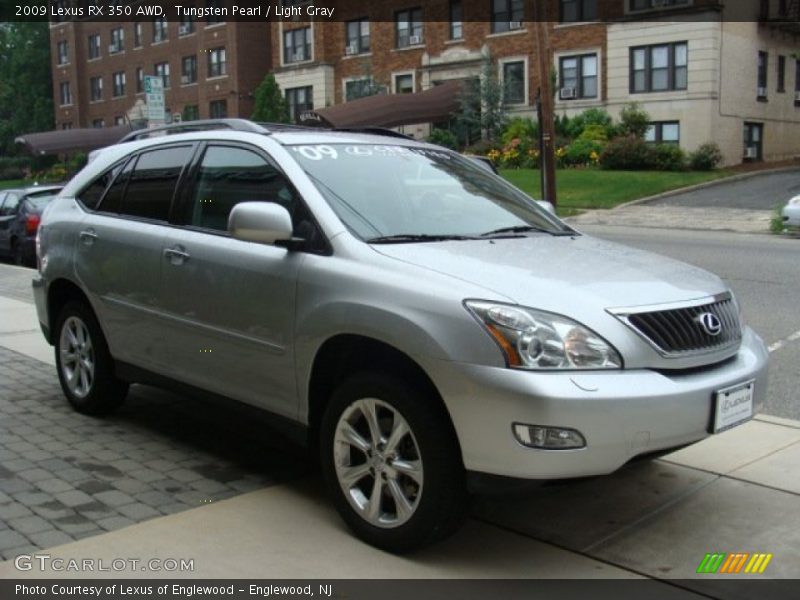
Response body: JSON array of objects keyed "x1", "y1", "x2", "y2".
[{"x1": 695, "y1": 312, "x2": 722, "y2": 337}]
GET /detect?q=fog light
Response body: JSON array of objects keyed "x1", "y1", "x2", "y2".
[{"x1": 512, "y1": 423, "x2": 586, "y2": 449}]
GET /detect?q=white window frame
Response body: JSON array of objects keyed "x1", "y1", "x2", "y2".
[
  {"x1": 499, "y1": 56, "x2": 529, "y2": 106},
  {"x1": 392, "y1": 70, "x2": 416, "y2": 94}
]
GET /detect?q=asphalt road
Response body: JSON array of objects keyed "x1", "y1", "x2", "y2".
[
  {"x1": 582, "y1": 225, "x2": 800, "y2": 421},
  {"x1": 645, "y1": 169, "x2": 800, "y2": 209}
]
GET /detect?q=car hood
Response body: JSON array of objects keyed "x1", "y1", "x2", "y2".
[{"x1": 371, "y1": 234, "x2": 727, "y2": 314}]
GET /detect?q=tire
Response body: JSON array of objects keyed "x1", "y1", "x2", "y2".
[
  {"x1": 54, "y1": 300, "x2": 128, "y2": 415},
  {"x1": 320, "y1": 371, "x2": 468, "y2": 553}
]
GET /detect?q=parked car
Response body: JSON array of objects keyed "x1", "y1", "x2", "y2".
[
  {"x1": 33, "y1": 120, "x2": 768, "y2": 553},
  {"x1": 0, "y1": 185, "x2": 62, "y2": 267},
  {"x1": 782, "y1": 195, "x2": 800, "y2": 228}
]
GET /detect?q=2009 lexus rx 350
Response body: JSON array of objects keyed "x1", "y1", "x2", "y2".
[{"x1": 33, "y1": 120, "x2": 768, "y2": 552}]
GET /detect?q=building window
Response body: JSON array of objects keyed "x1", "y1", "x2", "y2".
[
  {"x1": 181, "y1": 56, "x2": 197, "y2": 84},
  {"x1": 153, "y1": 17, "x2": 168, "y2": 43},
  {"x1": 92, "y1": 119, "x2": 105, "y2": 128},
  {"x1": 394, "y1": 73, "x2": 414, "y2": 94},
  {"x1": 743, "y1": 122, "x2": 763, "y2": 161},
  {"x1": 206, "y1": 0, "x2": 225, "y2": 24},
  {"x1": 284, "y1": 28, "x2": 311, "y2": 63},
  {"x1": 134, "y1": 22, "x2": 143, "y2": 47},
  {"x1": 88, "y1": 34, "x2": 101, "y2": 59},
  {"x1": 645, "y1": 121, "x2": 680, "y2": 144},
  {"x1": 491, "y1": 0, "x2": 524, "y2": 34},
  {"x1": 115, "y1": 116, "x2": 125, "y2": 126},
  {"x1": 209, "y1": 99, "x2": 227, "y2": 118},
  {"x1": 61, "y1": 122, "x2": 72, "y2": 130},
  {"x1": 502, "y1": 60, "x2": 526, "y2": 104},
  {"x1": 395, "y1": 8, "x2": 423, "y2": 48},
  {"x1": 561, "y1": 0, "x2": 597, "y2": 22},
  {"x1": 183, "y1": 104, "x2": 200, "y2": 121},
  {"x1": 59, "y1": 81, "x2": 72, "y2": 106},
  {"x1": 559, "y1": 53, "x2": 598, "y2": 99},
  {"x1": 777, "y1": 55, "x2": 786, "y2": 93},
  {"x1": 57, "y1": 41, "x2": 68, "y2": 65},
  {"x1": 179, "y1": 15, "x2": 195, "y2": 36},
  {"x1": 155, "y1": 61, "x2": 170, "y2": 88},
  {"x1": 207, "y1": 47, "x2": 227, "y2": 77},
  {"x1": 631, "y1": 42, "x2": 687, "y2": 93},
  {"x1": 449, "y1": 0, "x2": 463, "y2": 39},
  {"x1": 110, "y1": 27, "x2": 124, "y2": 53},
  {"x1": 112, "y1": 71, "x2": 126, "y2": 97},
  {"x1": 345, "y1": 19, "x2": 370, "y2": 55},
  {"x1": 345, "y1": 78, "x2": 374, "y2": 101},
  {"x1": 757, "y1": 51, "x2": 768, "y2": 100},
  {"x1": 286, "y1": 86, "x2": 313, "y2": 123},
  {"x1": 630, "y1": 0, "x2": 689, "y2": 10},
  {"x1": 136, "y1": 67, "x2": 144, "y2": 93},
  {"x1": 90, "y1": 76, "x2": 103, "y2": 101}
]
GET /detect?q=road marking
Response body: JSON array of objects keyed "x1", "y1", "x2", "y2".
[{"x1": 768, "y1": 329, "x2": 800, "y2": 353}]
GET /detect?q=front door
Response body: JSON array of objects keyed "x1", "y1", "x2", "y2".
[
  {"x1": 157, "y1": 143, "x2": 308, "y2": 419},
  {"x1": 743, "y1": 122, "x2": 764, "y2": 161}
]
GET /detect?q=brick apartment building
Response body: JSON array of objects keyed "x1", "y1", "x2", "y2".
[
  {"x1": 49, "y1": 0, "x2": 800, "y2": 165},
  {"x1": 270, "y1": 0, "x2": 800, "y2": 165},
  {"x1": 49, "y1": 15, "x2": 271, "y2": 129}
]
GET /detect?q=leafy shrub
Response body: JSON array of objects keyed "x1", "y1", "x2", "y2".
[
  {"x1": 501, "y1": 117, "x2": 538, "y2": 147},
  {"x1": 578, "y1": 124, "x2": 609, "y2": 143},
  {"x1": 618, "y1": 102, "x2": 651, "y2": 139},
  {"x1": 563, "y1": 138, "x2": 603, "y2": 167},
  {"x1": 689, "y1": 142, "x2": 723, "y2": 171},
  {"x1": 427, "y1": 128, "x2": 459, "y2": 150},
  {"x1": 0, "y1": 167, "x2": 25, "y2": 180},
  {"x1": 463, "y1": 139, "x2": 501, "y2": 156},
  {"x1": 652, "y1": 144, "x2": 687, "y2": 171},
  {"x1": 599, "y1": 136, "x2": 655, "y2": 170},
  {"x1": 565, "y1": 108, "x2": 614, "y2": 139}
]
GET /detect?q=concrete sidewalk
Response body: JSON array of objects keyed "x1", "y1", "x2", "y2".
[{"x1": 1, "y1": 263, "x2": 798, "y2": 589}]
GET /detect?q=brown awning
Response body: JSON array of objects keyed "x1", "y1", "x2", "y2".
[
  {"x1": 15, "y1": 124, "x2": 134, "y2": 155},
  {"x1": 301, "y1": 80, "x2": 464, "y2": 129}
]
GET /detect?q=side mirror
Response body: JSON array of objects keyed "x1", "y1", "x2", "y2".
[
  {"x1": 536, "y1": 200, "x2": 556, "y2": 215},
  {"x1": 228, "y1": 202, "x2": 294, "y2": 246}
]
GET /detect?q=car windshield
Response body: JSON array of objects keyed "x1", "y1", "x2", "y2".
[{"x1": 289, "y1": 144, "x2": 573, "y2": 242}]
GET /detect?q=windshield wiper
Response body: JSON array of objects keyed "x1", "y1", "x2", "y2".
[
  {"x1": 480, "y1": 225, "x2": 576, "y2": 237},
  {"x1": 366, "y1": 233, "x2": 478, "y2": 244}
]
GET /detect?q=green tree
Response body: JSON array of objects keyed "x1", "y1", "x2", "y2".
[
  {"x1": 618, "y1": 102, "x2": 651, "y2": 139},
  {"x1": 251, "y1": 73, "x2": 290, "y2": 123},
  {"x1": 0, "y1": 22, "x2": 54, "y2": 155},
  {"x1": 454, "y1": 60, "x2": 508, "y2": 146}
]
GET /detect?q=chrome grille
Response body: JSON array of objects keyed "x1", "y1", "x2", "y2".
[{"x1": 612, "y1": 294, "x2": 742, "y2": 357}]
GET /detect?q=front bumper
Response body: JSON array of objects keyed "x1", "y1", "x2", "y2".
[{"x1": 429, "y1": 326, "x2": 769, "y2": 480}]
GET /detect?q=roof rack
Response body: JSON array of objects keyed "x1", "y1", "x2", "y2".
[{"x1": 117, "y1": 119, "x2": 269, "y2": 144}]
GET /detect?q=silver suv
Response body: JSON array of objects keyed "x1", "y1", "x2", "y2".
[{"x1": 33, "y1": 120, "x2": 768, "y2": 552}]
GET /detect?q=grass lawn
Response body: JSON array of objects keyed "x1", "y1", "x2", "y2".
[
  {"x1": 0, "y1": 179, "x2": 31, "y2": 191},
  {"x1": 500, "y1": 168, "x2": 733, "y2": 216}
]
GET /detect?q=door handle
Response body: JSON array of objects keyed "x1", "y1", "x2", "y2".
[
  {"x1": 79, "y1": 229, "x2": 97, "y2": 246},
  {"x1": 164, "y1": 246, "x2": 190, "y2": 265}
]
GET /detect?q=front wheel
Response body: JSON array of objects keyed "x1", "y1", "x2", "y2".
[
  {"x1": 320, "y1": 372, "x2": 468, "y2": 553},
  {"x1": 55, "y1": 301, "x2": 128, "y2": 415}
]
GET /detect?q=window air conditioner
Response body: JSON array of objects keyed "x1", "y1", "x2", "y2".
[
  {"x1": 560, "y1": 87, "x2": 577, "y2": 99},
  {"x1": 509, "y1": 21, "x2": 522, "y2": 30},
  {"x1": 408, "y1": 35, "x2": 421, "y2": 45},
  {"x1": 345, "y1": 44, "x2": 358, "y2": 56}
]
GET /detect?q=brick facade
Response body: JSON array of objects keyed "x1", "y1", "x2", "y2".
[{"x1": 49, "y1": 19, "x2": 271, "y2": 128}]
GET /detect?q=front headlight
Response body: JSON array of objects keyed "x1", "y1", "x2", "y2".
[{"x1": 465, "y1": 301, "x2": 622, "y2": 370}]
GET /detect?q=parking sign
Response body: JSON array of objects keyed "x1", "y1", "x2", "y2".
[{"x1": 144, "y1": 75, "x2": 165, "y2": 124}]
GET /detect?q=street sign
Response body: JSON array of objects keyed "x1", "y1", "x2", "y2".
[{"x1": 144, "y1": 75, "x2": 165, "y2": 125}]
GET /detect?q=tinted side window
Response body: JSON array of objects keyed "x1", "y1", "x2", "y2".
[
  {"x1": 0, "y1": 194, "x2": 20, "y2": 216},
  {"x1": 185, "y1": 146, "x2": 300, "y2": 231},
  {"x1": 121, "y1": 146, "x2": 191, "y2": 221},
  {"x1": 97, "y1": 158, "x2": 134, "y2": 214},
  {"x1": 78, "y1": 162, "x2": 124, "y2": 210}
]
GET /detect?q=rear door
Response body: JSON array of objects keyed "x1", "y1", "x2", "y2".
[
  {"x1": 74, "y1": 145, "x2": 195, "y2": 370},
  {"x1": 156, "y1": 142, "x2": 319, "y2": 418}
]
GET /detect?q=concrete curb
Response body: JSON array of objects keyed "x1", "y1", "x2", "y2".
[{"x1": 608, "y1": 165, "x2": 800, "y2": 210}]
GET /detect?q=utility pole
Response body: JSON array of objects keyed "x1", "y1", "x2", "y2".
[{"x1": 532, "y1": 4, "x2": 557, "y2": 207}]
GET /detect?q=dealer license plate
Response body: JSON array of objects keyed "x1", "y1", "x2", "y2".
[{"x1": 713, "y1": 380, "x2": 755, "y2": 433}]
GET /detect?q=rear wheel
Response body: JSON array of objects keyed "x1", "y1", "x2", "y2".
[
  {"x1": 320, "y1": 372, "x2": 468, "y2": 553},
  {"x1": 55, "y1": 301, "x2": 128, "y2": 415}
]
